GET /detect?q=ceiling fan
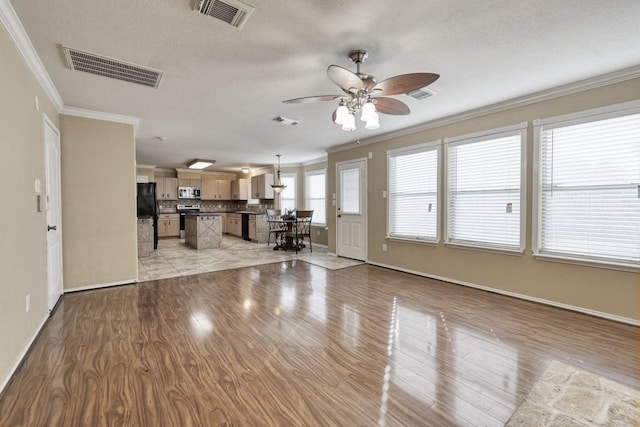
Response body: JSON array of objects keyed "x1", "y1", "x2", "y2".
[{"x1": 283, "y1": 49, "x2": 439, "y2": 131}]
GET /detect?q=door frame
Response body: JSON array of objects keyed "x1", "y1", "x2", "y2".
[
  {"x1": 335, "y1": 157, "x2": 368, "y2": 261},
  {"x1": 44, "y1": 113, "x2": 63, "y2": 312}
]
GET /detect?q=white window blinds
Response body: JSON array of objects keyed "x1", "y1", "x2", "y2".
[
  {"x1": 388, "y1": 142, "x2": 440, "y2": 241},
  {"x1": 446, "y1": 124, "x2": 526, "y2": 252},
  {"x1": 535, "y1": 107, "x2": 640, "y2": 267},
  {"x1": 305, "y1": 171, "x2": 326, "y2": 225}
]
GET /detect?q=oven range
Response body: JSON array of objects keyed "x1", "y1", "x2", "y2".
[{"x1": 176, "y1": 204, "x2": 200, "y2": 239}]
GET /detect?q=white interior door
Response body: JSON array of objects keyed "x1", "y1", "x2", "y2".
[
  {"x1": 337, "y1": 159, "x2": 367, "y2": 261},
  {"x1": 45, "y1": 116, "x2": 63, "y2": 311}
]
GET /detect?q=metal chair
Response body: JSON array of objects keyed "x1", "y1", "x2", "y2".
[
  {"x1": 266, "y1": 209, "x2": 285, "y2": 247},
  {"x1": 286, "y1": 210, "x2": 313, "y2": 253}
]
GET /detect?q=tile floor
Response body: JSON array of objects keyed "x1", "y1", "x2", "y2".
[{"x1": 137, "y1": 236, "x2": 364, "y2": 282}]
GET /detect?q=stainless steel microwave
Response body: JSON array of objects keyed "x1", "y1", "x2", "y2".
[{"x1": 178, "y1": 186, "x2": 200, "y2": 199}]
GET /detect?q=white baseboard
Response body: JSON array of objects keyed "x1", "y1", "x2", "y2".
[
  {"x1": 327, "y1": 252, "x2": 337, "y2": 257},
  {"x1": 64, "y1": 278, "x2": 137, "y2": 293},
  {"x1": 367, "y1": 261, "x2": 639, "y2": 327},
  {"x1": 311, "y1": 242, "x2": 328, "y2": 249},
  {"x1": 0, "y1": 313, "x2": 49, "y2": 395}
]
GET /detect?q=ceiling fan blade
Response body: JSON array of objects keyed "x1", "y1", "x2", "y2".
[
  {"x1": 375, "y1": 97, "x2": 410, "y2": 115},
  {"x1": 327, "y1": 65, "x2": 364, "y2": 92},
  {"x1": 283, "y1": 95, "x2": 342, "y2": 104},
  {"x1": 372, "y1": 73, "x2": 439, "y2": 96}
]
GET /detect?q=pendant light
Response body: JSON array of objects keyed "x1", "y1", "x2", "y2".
[{"x1": 271, "y1": 154, "x2": 286, "y2": 193}]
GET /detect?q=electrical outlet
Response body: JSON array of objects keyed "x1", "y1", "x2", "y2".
[
  {"x1": 382, "y1": 244, "x2": 387, "y2": 252},
  {"x1": 26, "y1": 294, "x2": 30, "y2": 312}
]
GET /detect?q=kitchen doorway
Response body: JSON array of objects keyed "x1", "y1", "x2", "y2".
[
  {"x1": 336, "y1": 158, "x2": 367, "y2": 261},
  {"x1": 44, "y1": 115, "x2": 63, "y2": 312}
]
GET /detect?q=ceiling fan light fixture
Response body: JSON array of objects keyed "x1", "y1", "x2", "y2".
[
  {"x1": 360, "y1": 100, "x2": 376, "y2": 122},
  {"x1": 365, "y1": 112, "x2": 380, "y2": 129},
  {"x1": 334, "y1": 104, "x2": 349, "y2": 125},
  {"x1": 342, "y1": 113, "x2": 356, "y2": 131}
]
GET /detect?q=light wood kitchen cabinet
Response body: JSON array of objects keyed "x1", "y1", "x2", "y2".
[
  {"x1": 156, "y1": 177, "x2": 178, "y2": 200},
  {"x1": 158, "y1": 213, "x2": 179, "y2": 237},
  {"x1": 201, "y1": 179, "x2": 231, "y2": 200},
  {"x1": 218, "y1": 213, "x2": 226, "y2": 234},
  {"x1": 225, "y1": 213, "x2": 241, "y2": 236},
  {"x1": 178, "y1": 178, "x2": 201, "y2": 188},
  {"x1": 250, "y1": 173, "x2": 274, "y2": 199},
  {"x1": 231, "y1": 179, "x2": 248, "y2": 200}
]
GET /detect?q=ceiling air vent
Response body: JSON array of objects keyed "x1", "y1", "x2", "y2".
[
  {"x1": 273, "y1": 116, "x2": 299, "y2": 125},
  {"x1": 62, "y1": 46, "x2": 163, "y2": 88},
  {"x1": 194, "y1": 0, "x2": 254, "y2": 29},
  {"x1": 406, "y1": 87, "x2": 436, "y2": 100}
]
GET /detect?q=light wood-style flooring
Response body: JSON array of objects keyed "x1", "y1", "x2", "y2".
[{"x1": 1, "y1": 261, "x2": 638, "y2": 426}]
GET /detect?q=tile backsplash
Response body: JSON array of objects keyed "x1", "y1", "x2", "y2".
[{"x1": 158, "y1": 200, "x2": 273, "y2": 213}]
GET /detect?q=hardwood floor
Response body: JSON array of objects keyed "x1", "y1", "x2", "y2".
[{"x1": 1, "y1": 261, "x2": 638, "y2": 426}]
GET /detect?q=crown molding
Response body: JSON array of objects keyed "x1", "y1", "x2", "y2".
[
  {"x1": 60, "y1": 106, "x2": 139, "y2": 134},
  {"x1": 302, "y1": 156, "x2": 328, "y2": 166},
  {"x1": 136, "y1": 164, "x2": 156, "y2": 170},
  {"x1": 327, "y1": 64, "x2": 640, "y2": 154},
  {"x1": 0, "y1": 0, "x2": 64, "y2": 110}
]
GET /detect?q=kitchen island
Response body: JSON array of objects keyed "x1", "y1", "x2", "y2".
[{"x1": 184, "y1": 213, "x2": 222, "y2": 249}]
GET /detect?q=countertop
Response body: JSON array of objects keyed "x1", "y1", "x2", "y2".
[{"x1": 185, "y1": 212, "x2": 223, "y2": 216}]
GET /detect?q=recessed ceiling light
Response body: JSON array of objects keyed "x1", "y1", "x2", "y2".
[
  {"x1": 186, "y1": 159, "x2": 215, "y2": 169},
  {"x1": 241, "y1": 167, "x2": 250, "y2": 174}
]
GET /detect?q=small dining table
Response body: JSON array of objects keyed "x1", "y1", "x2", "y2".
[{"x1": 267, "y1": 217, "x2": 303, "y2": 251}]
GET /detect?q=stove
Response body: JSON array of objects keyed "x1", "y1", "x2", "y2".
[{"x1": 176, "y1": 204, "x2": 201, "y2": 238}]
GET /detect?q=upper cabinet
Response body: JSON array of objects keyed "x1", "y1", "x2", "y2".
[
  {"x1": 202, "y1": 179, "x2": 231, "y2": 200},
  {"x1": 156, "y1": 177, "x2": 178, "y2": 200},
  {"x1": 231, "y1": 179, "x2": 248, "y2": 200},
  {"x1": 178, "y1": 178, "x2": 201, "y2": 188},
  {"x1": 250, "y1": 173, "x2": 274, "y2": 199}
]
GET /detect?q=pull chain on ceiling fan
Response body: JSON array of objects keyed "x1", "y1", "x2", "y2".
[{"x1": 283, "y1": 50, "x2": 439, "y2": 131}]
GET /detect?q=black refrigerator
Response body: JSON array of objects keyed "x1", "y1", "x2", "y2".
[{"x1": 137, "y1": 182, "x2": 159, "y2": 249}]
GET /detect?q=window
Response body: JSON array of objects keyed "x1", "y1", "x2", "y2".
[
  {"x1": 534, "y1": 102, "x2": 640, "y2": 268},
  {"x1": 280, "y1": 173, "x2": 296, "y2": 213},
  {"x1": 445, "y1": 123, "x2": 526, "y2": 252},
  {"x1": 387, "y1": 141, "x2": 440, "y2": 242},
  {"x1": 305, "y1": 170, "x2": 326, "y2": 225}
]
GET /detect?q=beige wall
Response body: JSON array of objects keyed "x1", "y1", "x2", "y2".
[
  {"x1": 59, "y1": 115, "x2": 137, "y2": 289},
  {"x1": 0, "y1": 24, "x2": 59, "y2": 388},
  {"x1": 328, "y1": 78, "x2": 640, "y2": 322},
  {"x1": 136, "y1": 167, "x2": 154, "y2": 182}
]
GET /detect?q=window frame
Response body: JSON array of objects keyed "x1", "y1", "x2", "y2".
[
  {"x1": 305, "y1": 169, "x2": 327, "y2": 226},
  {"x1": 386, "y1": 140, "x2": 441, "y2": 244},
  {"x1": 279, "y1": 172, "x2": 297, "y2": 213},
  {"x1": 444, "y1": 122, "x2": 528, "y2": 254},
  {"x1": 532, "y1": 100, "x2": 640, "y2": 272}
]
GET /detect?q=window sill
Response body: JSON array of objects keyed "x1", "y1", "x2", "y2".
[
  {"x1": 386, "y1": 236, "x2": 439, "y2": 246},
  {"x1": 533, "y1": 253, "x2": 639, "y2": 273},
  {"x1": 445, "y1": 242, "x2": 524, "y2": 256}
]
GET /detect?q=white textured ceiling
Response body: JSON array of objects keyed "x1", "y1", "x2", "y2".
[{"x1": 10, "y1": 0, "x2": 640, "y2": 170}]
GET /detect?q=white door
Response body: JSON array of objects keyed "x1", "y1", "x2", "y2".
[
  {"x1": 337, "y1": 159, "x2": 367, "y2": 261},
  {"x1": 45, "y1": 116, "x2": 63, "y2": 311}
]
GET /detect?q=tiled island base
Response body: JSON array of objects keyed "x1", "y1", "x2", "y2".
[
  {"x1": 185, "y1": 213, "x2": 222, "y2": 249},
  {"x1": 137, "y1": 217, "x2": 153, "y2": 257}
]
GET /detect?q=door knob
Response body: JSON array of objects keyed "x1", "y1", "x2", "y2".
[
  {"x1": 337, "y1": 214, "x2": 341, "y2": 218},
  {"x1": 47, "y1": 225, "x2": 57, "y2": 231}
]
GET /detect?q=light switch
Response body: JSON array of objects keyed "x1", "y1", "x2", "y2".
[
  {"x1": 382, "y1": 190, "x2": 386, "y2": 198},
  {"x1": 34, "y1": 178, "x2": 41, "y2": 193}
]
